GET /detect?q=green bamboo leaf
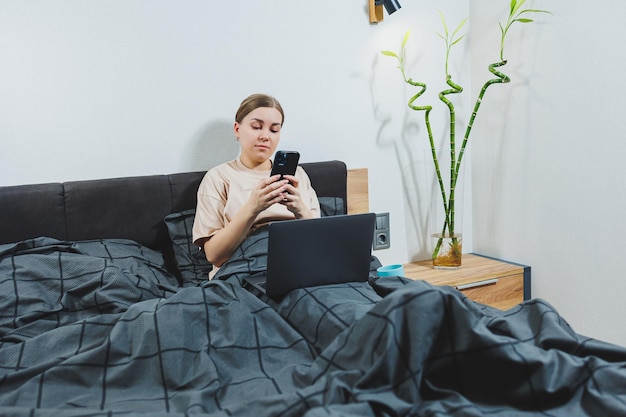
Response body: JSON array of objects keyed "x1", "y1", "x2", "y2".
[
  {"x1": 514, "y1": 18, "x2": 534, "y2": 23},
  {"x1": 381, "y1": 50, "x2": 399, "y2": 58},
  {"x1": 511, "y1": 0, "x2": 526, "y2": 15},
  {"x1": 438, "y1": 10, "x2": 449, "y2": 36},
  {"x1": 520, "y1": 9, "x2": 550, "y2": 14},
  {"x1": 451, "y1": 34, "x2": 466, "y2": 47},
  {"x1": 401, "y1": 30, "x2": 411, "y2": 48},
  {"x1": 451, "y1": 17, "x2": 469, "y2": 39}
]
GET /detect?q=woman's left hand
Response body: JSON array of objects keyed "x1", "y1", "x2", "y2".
[{"x1": 279, "y1": 175, "x2": 314, "y2": 219}]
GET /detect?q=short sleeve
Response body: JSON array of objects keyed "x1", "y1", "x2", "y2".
[{"x1": 192, "y1": 169, "x2": 228, "y2": 245}]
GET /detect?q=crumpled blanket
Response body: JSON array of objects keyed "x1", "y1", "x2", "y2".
[{"x1": 0, "y1": 236, "x2": 625, "y2": 416}]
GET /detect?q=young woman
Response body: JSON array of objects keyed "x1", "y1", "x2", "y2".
[{"x1": 192, "y1": 93, "x2": 320, "y2": 278}]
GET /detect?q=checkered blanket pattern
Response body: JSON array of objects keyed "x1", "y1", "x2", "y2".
[{"x1": 1, "y1": 236, "x2": 626, "y2": 416}]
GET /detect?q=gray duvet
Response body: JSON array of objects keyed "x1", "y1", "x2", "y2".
[{"x1": 1, "y1": 235, "x2": 625, "y2": 416}]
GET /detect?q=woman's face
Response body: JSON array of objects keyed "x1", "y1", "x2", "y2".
[{"x1": 235, "y1": 106, "x2": 283, "y2": 169}]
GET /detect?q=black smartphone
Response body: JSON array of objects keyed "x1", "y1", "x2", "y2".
[{"x1": 270, "y1": 151, "x2": 300, "y2": 181}]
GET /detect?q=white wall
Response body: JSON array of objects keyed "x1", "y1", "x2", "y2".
[
  {"x1": 0, "y1": 0, "x2": 471, "y2": 267},
  {"x1": 5, "y1": 1, "x2": 622, "y2": 347},
  {"x1": 470, "y1": 0, "x2": 626, "y2": 347}
]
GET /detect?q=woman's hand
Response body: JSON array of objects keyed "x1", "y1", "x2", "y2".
[
  {"x1": 247, "y1": 174, "x2": 291, "y2": 215},
  {"x1": 279, "y1": 175, "x2": 314, "y2": 219}
]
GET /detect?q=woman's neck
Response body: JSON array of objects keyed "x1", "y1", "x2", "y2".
[{"x1": 239, "y1": 156, "x2": 271, "y2": 171}]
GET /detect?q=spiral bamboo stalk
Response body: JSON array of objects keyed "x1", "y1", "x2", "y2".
[
  {"x1": 453, "y1": 60, "x2": 510, "y2": 187},
  {"x1": 438, "y1": 76, "x2": 463, "y2": 243},
  {"x1": 406, "y1": 77, "x2": 455, "y2": 259}
]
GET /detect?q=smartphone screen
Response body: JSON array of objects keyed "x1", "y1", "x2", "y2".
[{"x1": 270, "y1": 151, "x2": 300, "y2": 180}]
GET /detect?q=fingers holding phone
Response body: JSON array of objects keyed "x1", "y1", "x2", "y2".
[
  {"x1": 278, "y1": 175, "x2": 311, "y2": 217},
  {"x1": 248, "y1": 176, "x2": 288, "y2": 213},
  {"x1": 280, "y1": 174, "x2": 300, "y2": 196}
]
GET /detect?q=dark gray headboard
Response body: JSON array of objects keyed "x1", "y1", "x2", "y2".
[{"x1": 0, "y1": 160, "x2": 347, "y2": 254}]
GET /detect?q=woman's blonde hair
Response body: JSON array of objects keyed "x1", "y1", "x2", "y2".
[{"x1": 235, "y1": 94, "x2": 285, "y2": 126}]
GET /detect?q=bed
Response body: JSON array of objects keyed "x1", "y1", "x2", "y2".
[{"x1": 1, "y1": 160, "x2": 625, "y2": 417}]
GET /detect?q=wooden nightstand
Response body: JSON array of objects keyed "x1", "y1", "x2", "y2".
[{"x1": 403, "y1": 254, "x2": 531, "y2": 310}]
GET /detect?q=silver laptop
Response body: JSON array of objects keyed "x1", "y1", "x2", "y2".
[{"x1": 244, "y1": 213, "x2": 376, "y2": 298}]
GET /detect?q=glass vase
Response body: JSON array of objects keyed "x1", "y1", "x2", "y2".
[
  {"x1": 431, "y1": 232, "x2": 463, "y2": 269},
  {"x1": 425, "y1": 147, "x2": 466, "y2": 269}
]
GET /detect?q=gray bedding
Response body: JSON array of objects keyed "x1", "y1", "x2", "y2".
[{"x1": 1, "y1": 234, "x2": 626, "y2": 416}]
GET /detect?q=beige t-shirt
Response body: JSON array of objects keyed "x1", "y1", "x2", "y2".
[{"x1": 192, "y1": 158, "x2": 320, "y2": 277}]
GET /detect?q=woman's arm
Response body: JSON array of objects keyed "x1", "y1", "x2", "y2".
[{"x1": 202, "y1": 175, "x2": 289, "y2": 267}]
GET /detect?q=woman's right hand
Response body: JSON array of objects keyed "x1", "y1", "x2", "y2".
[{"x1": 247, "y1": 175, "x2": 290, "y2": 215}]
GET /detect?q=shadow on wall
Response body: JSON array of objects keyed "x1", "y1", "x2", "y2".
[
  {"x1": 368, "y1": 54, "x2": 431, "y2": 262},
  {"x1": 184, "y1": 120, "x2": 240, "y2": 172}
]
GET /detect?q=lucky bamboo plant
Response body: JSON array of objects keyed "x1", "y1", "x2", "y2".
[{"x1": 382, "y1": 0, "x2": 549, "y2": 267}]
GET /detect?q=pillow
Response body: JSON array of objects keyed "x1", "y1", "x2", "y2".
[
  {"x1": 164, "y1": 209, "x2": 213, "y2": 286},
  {"x1": 318, "y1": 196, "x2": 345, "y2": 217}
]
